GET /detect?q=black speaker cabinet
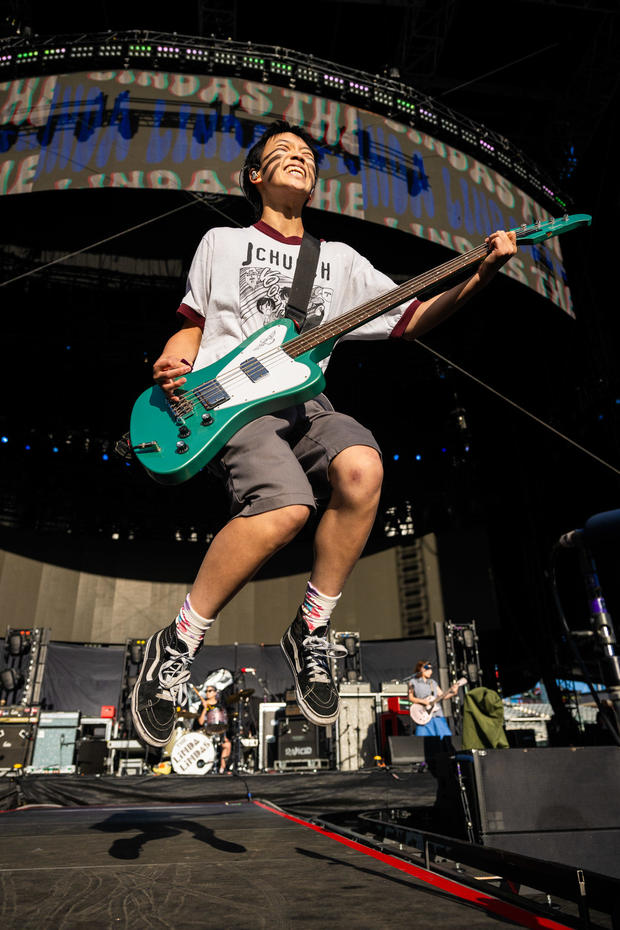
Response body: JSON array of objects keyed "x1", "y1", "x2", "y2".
[
  {"x1": 387, "y1": 735, "x2": 425, "y2": 765},
  {"x1": 458, "y1": 747, "x2": 620, "y2": 878},
  {"x1": 0, "y1": 722, "x2": 35, "y2": 772},
  {"x1": 277, "y1": 717, "x2": 326, "y2": 764},
  {"x1": 76, "y1": 738, "x2": 108, "y2": 775}
]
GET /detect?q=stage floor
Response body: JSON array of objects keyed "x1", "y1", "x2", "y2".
[{"x1": 0, "y1": 799, "x2": 563, "y2": 930}]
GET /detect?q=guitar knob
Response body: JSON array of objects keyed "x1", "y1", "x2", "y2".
[
  {"x1": 201, "y1": 414, "x2": 213, "y2": 426},
  {"x1": 176, "y1": 441, "x2": 189, "y2": 454},
  {"x1": 178, "y1": 426, "x2": 191, "y2": 438}
]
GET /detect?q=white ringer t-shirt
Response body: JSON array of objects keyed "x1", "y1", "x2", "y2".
[{"x1": 177, "y1": 220, "x2": 420, "y2": 373}]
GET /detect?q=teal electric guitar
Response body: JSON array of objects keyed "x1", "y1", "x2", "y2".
[{"x1": 130, "y1": 214, "x2": 591, "y2": 484}]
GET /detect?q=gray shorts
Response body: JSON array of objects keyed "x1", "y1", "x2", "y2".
[{"x1": 210, "y1": 394, "x2": 381, "y2": 518}]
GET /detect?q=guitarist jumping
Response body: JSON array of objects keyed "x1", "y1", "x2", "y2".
[{"x1": 131, "y1": 120, "x2": 517, "y2": 749}]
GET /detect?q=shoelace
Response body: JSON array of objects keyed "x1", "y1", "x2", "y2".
[
  {"x1": 302, "y1": 634, "x2": 347, "y2": 684},
  {"x1": 157, "y1": 646, "x2": 192, "y2": 705}
]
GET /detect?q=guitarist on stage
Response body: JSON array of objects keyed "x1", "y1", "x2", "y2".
[
  {"x1": 131, "y1": 120, "x2": 517, "y2": 750},
  {"x1": 408, "y1": 661, "x2": 459, "y2": 739}
]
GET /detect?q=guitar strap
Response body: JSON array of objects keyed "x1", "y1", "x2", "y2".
[{"x1": 285, "y1": 231, "x2": 321, "y2": 333}]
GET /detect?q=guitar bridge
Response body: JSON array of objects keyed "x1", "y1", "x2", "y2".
[{"x1": 133, "y1": 440, "x2": 161, "y2": 454}]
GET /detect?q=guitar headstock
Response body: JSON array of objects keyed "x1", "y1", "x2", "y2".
[{"x1": 513, "y1": 213, "x2": 592, "y2": 245}]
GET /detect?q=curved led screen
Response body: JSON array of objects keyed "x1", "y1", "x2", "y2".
[{"x1": 1, "y1": 69, "x2": 572, "y2": 315}]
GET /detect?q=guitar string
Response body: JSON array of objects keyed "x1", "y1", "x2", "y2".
[
  {"x1": 174, "y1": 218, "x2": 572, "y2": 405},
  {"x1": 165, "y1": 223, "x2": 555, "y2": 407},
  {"x1": 164, "y1": 222, "x2": 562, "y2": 419},
  {"x1": 172, "y1": 243, "x2": 491, "y2": 411}
]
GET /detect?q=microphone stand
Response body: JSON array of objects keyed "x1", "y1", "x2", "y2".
[{"x1": 578, "y1": 544, "x2": 620, "y2": 734}]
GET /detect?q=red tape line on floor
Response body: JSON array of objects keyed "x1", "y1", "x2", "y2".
[{"x1": 253, "y1": 800, "x2": 574, "y2": 930}]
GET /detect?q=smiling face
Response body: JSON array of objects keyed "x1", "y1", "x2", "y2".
[{"x1": 252, "y1": 132, "x2": 317, "y2": 209}]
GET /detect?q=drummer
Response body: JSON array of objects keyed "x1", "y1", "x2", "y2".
[{"x1": 196, "y1": 686, "x2": 231, "y2": 774}]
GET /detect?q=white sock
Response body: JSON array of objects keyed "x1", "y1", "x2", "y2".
[
  {"x1": 300, "y1": 581, "x2": 341, "y2": 632},
  {"x1": 175, "y1": 594, "x2": 214, "y2": 657}
]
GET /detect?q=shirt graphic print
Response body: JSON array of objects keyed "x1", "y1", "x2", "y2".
[{"x1": 239, "y1": 264, "x2": 333, "y2": 336}]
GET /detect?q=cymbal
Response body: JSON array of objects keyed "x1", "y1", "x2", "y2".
[
  {"x1": 175, "y1": 711, "x2": 198, "y2": 719},
  {"x1": 226, "y1": 688, "x2": 254, "y2": 704},
  {"x1": 204, "y1": 723, "x2": 228, "y2": 734}
]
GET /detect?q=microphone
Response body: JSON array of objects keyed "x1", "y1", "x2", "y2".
[{"x1": 559, "y1": 509, "x2": 620, "y2": 548}]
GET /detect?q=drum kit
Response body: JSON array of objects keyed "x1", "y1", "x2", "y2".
[{"x1": 167, "y1": 667, "x2": 257, "y2": 775}]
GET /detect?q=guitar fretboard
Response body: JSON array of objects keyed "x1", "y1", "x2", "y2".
[{"x1": 283, "y1": 241, "x2": 490, "y2": 358}]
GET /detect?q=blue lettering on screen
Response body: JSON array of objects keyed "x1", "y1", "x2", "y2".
[
  {"x1": 357, "y1": 125, "x2": 433, "y2": 219},
  {"x1": 387, "y1": 134, "x2": 408, "y2": 216},
  {"x1": 172, "y1": 105, "x2": 192, "y2": 163},
  {"x1": 146, "y1": 99, "x2": 172, "y2": 163},
  {"x1": 96, "y1": 90, "x2": 131, "y2": 167},
  {"x1": 191, "y1": 111, "x2": 218, "y2": 159}
]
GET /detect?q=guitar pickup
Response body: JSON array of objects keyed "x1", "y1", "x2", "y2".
[
  {"x1": 239, "y1": 356, "x2": 269, "y2": 383},
  {"x1": 195, "y1": 378, "x2": 230, "y2": 410}
]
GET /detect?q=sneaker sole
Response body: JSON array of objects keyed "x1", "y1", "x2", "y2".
[
  {"x1": 280, "y1": 632, "x2": 340, "y2": 727},
  {"x1": 130, "y1": 631, "x2": 174, "y2": 748}
]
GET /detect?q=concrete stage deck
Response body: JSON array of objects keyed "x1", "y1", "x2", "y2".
[{"x1": 0, "y1": 799, "x2": 580, "y2": 930}]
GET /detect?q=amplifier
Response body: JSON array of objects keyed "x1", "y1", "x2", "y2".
[
  {"x1": 277, "y1": 717, "x2": 327, "y2": 766},
  {"x1": 258, "y1": 702, "x2": 285, "y2": 771},
  {"x1": 31, "y1": 711, "x2": 80, "y2": 769},
  {"x1": 76, "y1": 738, "x2": 108, "y2": 775},
  {"x1": 0, "y1": 721, "x2": 36, "y2": 772},
  {"x1": 0, "y1": 705, "x2": 40, "y2": 723},
  {"x1": 337, "y1": 693, "x2": 376, "y2": 770}
]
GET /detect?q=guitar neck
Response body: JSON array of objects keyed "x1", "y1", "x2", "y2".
[{"x1": 284, "y1": 241, "x2": 489, "y2": 362}]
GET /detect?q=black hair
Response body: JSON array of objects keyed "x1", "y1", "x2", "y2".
[{"x1": 240, "y1": 119, "x2": 320, "y2": 218}]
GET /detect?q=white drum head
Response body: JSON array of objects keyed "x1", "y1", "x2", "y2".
[{"x1": 170, "y1": 731, "x2": 216, "y2": 775}]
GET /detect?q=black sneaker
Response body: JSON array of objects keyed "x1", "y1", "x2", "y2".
[
  {"x1": 280, "y1": 611, "x2": 347, "y2": 726},
  {"x1": 131, "y1": 622, "x2": 192, "y2": 747}
]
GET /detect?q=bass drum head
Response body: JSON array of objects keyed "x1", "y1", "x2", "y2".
[{"x1": 171, "y1": 731, "x2": 216, "y2": 775}]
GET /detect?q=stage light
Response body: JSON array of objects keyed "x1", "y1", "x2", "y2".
[
  {"x1": 419, "y1": 106, "x2": 436, "y2": 124},
  {"x1": 1, "y1": 667, "x2": 24, "y2": 691},
  {"x1": 393, "y1": 454, "x2": 399, "y2": 461},
  {"x1": 415, "y1": 454, "x2": 422, "y2": 461},
  {"x1": 1, "y1": 436, "x2": 7, "y2": 443},
  {"x1": 271, "y1": 61, "x2": 293, "y2": 75},
  {"x1": 396, "y1": 98, "x2": 415, "y2": 116},
  {"x1": 130, "y1": 643, "x2": 143, "y2": 665},
  {"x1": 349, "y1": 80, "x2": 370, "y2": 97},
  {"x1": 243, "y1": 55, "x2": 264, "y2": 69},
  {"x1": 440, "y1": 117, "x2": 459, "y2": 135},
  {"x1": 8, "y1": 632, "x2": 24, "y2": 656},
  {"x1": 128, "y1": 44, "x2": 152, "y2": 56},
  {"x1": 324, "y1": 73, "x2": 344, "y2": 89},
  {"x1": 374, "y1": 88, "x2": 393, "y2": 106},
  {"x1": 298, "y1": 65, "x2": 319, "y2": 82},
  {"x1": 213, "y1": 50, "x2": 236, "y2": 66}
]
